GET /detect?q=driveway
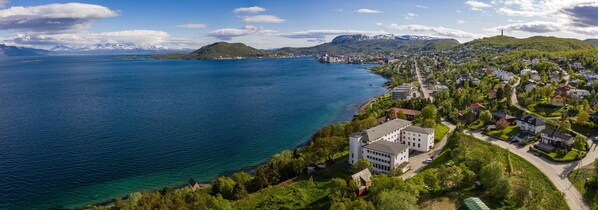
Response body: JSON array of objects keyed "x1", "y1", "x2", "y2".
[
  {"x1": 467, "y1": 130, "x2": 590, "y2": 210},
  {"x1": 402, "y1": 121, "x2": 456, "y2": 179}
]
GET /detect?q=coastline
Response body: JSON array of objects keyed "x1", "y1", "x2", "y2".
[{"x1": 85, "y1": 61, "x2": 388, "y2": 209}]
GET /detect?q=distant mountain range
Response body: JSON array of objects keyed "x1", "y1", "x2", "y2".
[
  {"x1": 165, "y1": 34, "x2": 461, "y2": 60},
  {"x1": 459, "y1": 36, "x2": 595, "y2": 52},
  {"x1": 0, "y1": 43, "x2": 191, "y2": 57},
  {"x1": 586, "y1": 39, "x2": 598, "y2": 47},
  {"x1": 0, "y1": 44, "x2": 48, "y2": 57},
  {"x1": 49, "y1": 43, "x2": 191, "y2": 55}
]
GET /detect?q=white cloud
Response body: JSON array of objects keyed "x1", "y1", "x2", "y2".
[
  {"x1": 207, "y1": 25, "x2": 276, "y2": 40},
  {"x1": 0, "y1": 3, "x2": 118, "y2": 32},
  {"x1": 356, "y1": 8, "x2": 383, "y2": 13},
  {"x1": 280, "y1": 29, "x2": 385, "y2": 39},
  {"x1": 242, "y1": 15, "x2": 286, "y2": 23},
  {"x1": 383, "y1": 23, "x2": 482, "y2": 39},
  {"x1": 404, "y1": 13, "x2": 417, "y2": 20},
  {"x1": 233, "y1": 6, "x2": 265, "y2": 14},
  {"x1": 457, "y1": 20, "x2": 466, "y2": 24},
  {"x1": 465, "y1": 0, "x2": 492, "y2": 11},
  {"x1": 175, "y1": 23, "x2": 207, "y2": 29},
  {"x1": 0, "y1": 0, "x2": 8, "y2": 8},
  {"x1": 415, "y1": 5, "x2": 429, "y2": 9},
  {"x1": 487, "y1": 21, "x2": 561, "y2": 33},
  {"x1": 488, "y1": 0, "x2": 598, "y2": 36}
]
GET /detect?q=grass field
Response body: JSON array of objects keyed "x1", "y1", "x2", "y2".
[
  {"x1": 416, "y1": 133, "x2": 568, "y2": 210},
  {"x1": 485, "y1": 125, "x2": 520, "y2": 140},
  {"x1": 528, "y1": 102, "x2": 564, "y2": 117},
  {"x1": 568, "y1": 164, "x2": 597, "y2": 209},
  {"x1": 434, "y1": 123, "x2": 450, "y2": 143}
]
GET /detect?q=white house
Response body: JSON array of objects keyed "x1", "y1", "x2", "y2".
[
  {"x1": 520, "y1": 68, "x2": 532, "y2": 75},
  {"x1": 516, "y1": 115, "x2": 546, "y2": 134},
  {"x1": 568, "y1": 89, "x2": 591, "y2": 98},
  {"x1": 349, "y1": 118, "x2": 434, "y2": 173},
  {"x1": 492, "y1": 69, "x2": 515, "y2": 82},
  {"x1": 540, "y1": 126, "x2": 573, "y2": 147},
  {"x1": 400, "y1": 126, "x2": 435, "y2": 152}
]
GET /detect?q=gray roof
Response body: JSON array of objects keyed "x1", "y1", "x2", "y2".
[
  {"x1": 364, "y1": 140, "x2": 409, "y2": 155},
  {"x1": 350, "y1": 168, "x2": 372, "y2": 184},
  {"x1": 541, "y1": 126, "x2": 572, "y2": 140},
  {"x1": 364, "y1": 119, "x2": 411, "y2": 142},
  {"x1": 518, "y1": 115, "x2": 546, "y2": 126},
  {"x1": 402, "y1": 125, "x2": 434, "y2": 134}
]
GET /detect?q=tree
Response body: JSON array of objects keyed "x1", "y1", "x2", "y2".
[
  {"x1": 232, "y1": 172, "x2": 252, "y2": 188},
  {"x1": 573, "y1": 135, "x2": 587, "y2": 151},
  {"x1": 421, "y1": 119, "x2": 436, "y2": 128},
  {"x1": 479, "y1": 110, "x2": 493, "y2": 124},
  {"x1": 422, "y1": 105, "x2": 438, "y2": 121},
  {"x1": 376, "y1": 190, "x2": 418, "y2": 210},
  {"x1": 232, "y1": 182, "x2": 248, "y2": 200},
  {"x1": 491, "y1": 178, "x2": 512, "y2": 200},
  {"x1": 480, "y1": 161, "x2": 505, "y2": 188},
  {"x1": 353, "y1": 159, "x2": 374, "y2": 173},
  {"x1": 211, "y1": 176, "x2": 236, "y2": 199},
  {"x1": 577, "y1": 111, "x2": 590, "y2": 123}
]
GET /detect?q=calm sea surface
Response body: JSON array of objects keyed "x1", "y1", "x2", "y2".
[{"x1": 0, "y1": 56, "x2": 386, "y2": 209}]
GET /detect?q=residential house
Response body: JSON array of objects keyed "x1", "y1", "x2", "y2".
[
  {"x1": 568, "y1": 89, "x2": 591, "y2": 99},
  {"x1": 188, "y1": 178, "x2": 201, "y2": 191},
  {"x1": 531, "y1": 72, "x2": 541, "y2": 81},
  {"x1": 492, "y1": 112, "x2": 517, "y2": 124},
  {"x1": 520, "y1": 68, "x2": 532, "y2": 75},
  {"x1": 550, "y1": 94, "x2": 566, "y2": 107},
  {"x1": 540, "y1": 126, "x2": 573, "y2": 147},
  {"x1": 456, "y1": 74, "x2": 480, "y2": 85},
  {"x1": 388, "y1": 108, "x2": 421, "y2": 121},
  {"x1": 593, "y1": 112, "x2": 598, "y2": 124},
  {"x1": 391, "y1": 84, "x2": 419, "y2": 101},
  {"x1": 488, "y1": 89, "x2": 497, "y2": 99},
  {"x1": 572, "y1": 62, "x2": 584, "y2": 71},
  {"x1": 492, "y1": 69, "x2": 515, "y2": 82},
  {"x1": 348, "y1": 168, "x2": 372, "y2": 197},
  {"x1": 524, "y1": 83, "x2": 536, "y2": 92},
  {"x1": 470, "y1": 103, "x2": 486, "y2": 115},
  {"x1": 516, "y1": 115, "x2": 546, "y2": 134},
  {"x1": 349, "y1": 119, "x2": 434, "y2": 173}
]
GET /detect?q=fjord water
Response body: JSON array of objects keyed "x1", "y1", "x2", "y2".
[{"x1": 0, "y1": 56, "x2": 386, "y2": 209}]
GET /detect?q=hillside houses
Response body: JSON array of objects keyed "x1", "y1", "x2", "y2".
[
  {"x1": 391, "y1": 84, "x2": 419, "y2": 101},
  {"x1": 456, "y1": 74, "x2": 480, "y2": 85},
  {"x1": 492, "y1": 69, "x2": 515, "y2": 82}
]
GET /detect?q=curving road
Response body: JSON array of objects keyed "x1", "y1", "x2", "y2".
[{"x1": 402, "y1": 121, "x2": 456, "y2": 179}]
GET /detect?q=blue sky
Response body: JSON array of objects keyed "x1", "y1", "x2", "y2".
[{"x1": 1, "y1": 0, "x2": 597, "y2": 49}]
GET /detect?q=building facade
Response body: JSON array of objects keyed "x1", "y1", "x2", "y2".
[
  {"x1": 516, "y1": 115, "x2": 546, "y2": 134},
  {"x1": 349, "y1": 119, "x2": 434, "y2": 173}
]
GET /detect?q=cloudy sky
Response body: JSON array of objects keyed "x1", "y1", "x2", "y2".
[{"x1": 1, "y1": 0, "x2": 597, "y2": 49}]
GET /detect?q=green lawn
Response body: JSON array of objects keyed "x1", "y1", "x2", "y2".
[
  {"x1": 568, "y1": 165, "x2": 597, "y2": 209},
  {"x1": 434, "y1": 123, "x2": 450, "y2": 143},
  {"x1": 547, "y1": 150, "x2": 581, "y2": 161},
  {"x1": 466, "y1": 120, "x2": 485, "y2": 130},
  {"x1": 528, "y1": 102, "x2": 564, "y2": 117},
  {"x1": 486, "y1": 125, "x2": 520, "y2": 140}
]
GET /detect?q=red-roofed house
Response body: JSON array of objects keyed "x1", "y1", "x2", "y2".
[{"x1": 470, "y1": 103, "x2": 486, "y2": 115}]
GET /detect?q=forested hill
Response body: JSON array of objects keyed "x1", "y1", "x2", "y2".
[
  {"x1": 460, "y1": 36, "x2": 594, "y2": 52},
  {"x1": 182, "y1": 42, "x2": 271, "y2": 59},
  {"x1": 586, "y1": 39, "x2": 598, "y2": 47}
]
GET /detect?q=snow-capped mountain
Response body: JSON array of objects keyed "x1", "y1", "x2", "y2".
[
  {"x1": 331, "y1": 34, "x2": 443, "y2": 44},
  {"x1": 0, "y1": 44, "x2": 48, "y2": 57},
  {"x1": 49, "y1": 43, "x2": 191, "y2": 55}
]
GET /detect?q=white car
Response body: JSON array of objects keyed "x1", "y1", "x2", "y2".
[{"x1": 423, "y1": 157, "x2": 433, "y2": 163}]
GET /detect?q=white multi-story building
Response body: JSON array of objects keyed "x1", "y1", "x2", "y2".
[
  {"x1": 492, "y1": 69, "x2": 515, "y2": 82},
  {"x1": 349, "y1": 119, "x2": 434, "y2": 173},
  {"x1": 400, "y1": 126, "x2": 435, "y2": 152},
  {"x1": 568, "y1": 89, "x2": 591, "y2": 98}
]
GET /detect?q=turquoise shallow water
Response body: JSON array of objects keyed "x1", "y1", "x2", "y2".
[{"x1": 0, "y1": 56, "x2": 386, "y2": 209}]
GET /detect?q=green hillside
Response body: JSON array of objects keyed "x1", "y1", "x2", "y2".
[
  {"x1": 277, "y1": 39, "x2": 459, "y2": 55},
  {"x1": 462, "y1": 36, "x2": 594, "y2": 52},
  {"x1": 183, "y1": 42, "x2": 270, "y2": 59}
]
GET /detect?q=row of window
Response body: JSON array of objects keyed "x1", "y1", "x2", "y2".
[
  {"x1": 367, "y1": 155, "x2": 389, "y2": 163},
  {"x1": 373, "y1": 163, "x2": 390, "y2": 171},
  {"x1": 400, "y1": 141, "x2": 421, "y2": 148},
  {"x1": 402, "y1": 136, "x2": 422, "y2": 142},
  {"x1": 367, "y1": 150, "x2": 389, "y2": 158},
  {"x1": 402, "y1": 132, "x2": 422, "y2": 137}
]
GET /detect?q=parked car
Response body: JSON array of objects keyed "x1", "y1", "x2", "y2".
[
  {"x1": 594, "y1": 136, "x2": 598, "y2": 142},
  {"x1": 423, "y1": 157, "x2": 433, "y2": 163}
]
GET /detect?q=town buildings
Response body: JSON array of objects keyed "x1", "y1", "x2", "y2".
[
  {"x1": 349, "y1": 119, "x2": 434, "y2": 174},
  {"x1": 390, "y1": 84, "x2": 419, "y2": 100},
  {"x1": 516, "y1": 115, "x2": 546, "y2": 134}
]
